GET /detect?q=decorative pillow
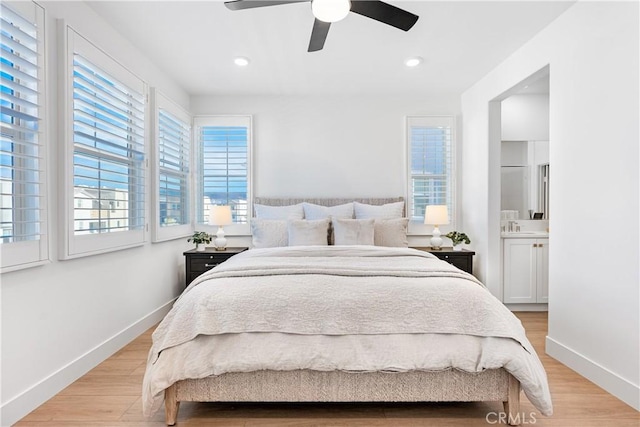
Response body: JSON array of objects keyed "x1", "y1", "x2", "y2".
[
  {"x1": 303, "y1": 202, "x2": 354, "y2": 245},
  {"x1": 354, "y1": 201, "x2": 404, "y2": 219},
  {"x1": 302, "y1": 202, "x2": 354, "y2": 220},
  {"x1": 250, "y1": 219, "x2": 288, "y2": 248},
  {"x1": 332, "y1": 218, "x2": 375, "y2": 246},
  {"x1": 374, "y1": 218, "x2": 409, "y2": 247},
  {"x1": 288, "y1": 219, "x2": 330, "y2": 246},
  {"x1": 254, "y1": 203, "x2": 304, "y2": 220}
]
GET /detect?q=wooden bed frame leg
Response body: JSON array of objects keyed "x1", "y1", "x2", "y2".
[
  {"x1": 165, "y1": 384, "x2": 180, "y2": 426},
  {"x1": 503, "y1": 374, "x2": 521, "y2": 426}
]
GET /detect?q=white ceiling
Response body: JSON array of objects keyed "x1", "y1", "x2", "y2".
[
  {"x1": 87, "y1": 1, "x2": 574, "y2": 96},
  {"x1": 516, "y1": 74, "x2": 550, "y2": 94}
]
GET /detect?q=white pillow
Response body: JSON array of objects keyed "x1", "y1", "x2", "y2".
[
  {"x1": 254, "y1": 203, "x2": 304, "y2": 220},
  {"x1": 332, "y1": 218, "x2": 375, "y2": 246},
  {"x1": 302, "y1": 202, "x2": 354, "y2": 220},
  {"x1": 354, "y1": 201, "x2": 404, "y2": 219},
  {"x1": 288, "y1": 219, "x2": 330, "y2": 246},
  {"x1": 374, "y1": 218, "x2": 409, "y2": 247},
  {"x1": 251, "y1": 219, "x2": 288, "y2": 248}
]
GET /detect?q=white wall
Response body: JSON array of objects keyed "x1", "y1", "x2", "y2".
[
  {"x1": 501, "y1": 94, "x2": 550, "y2": 141},
  {"x1": 461, "y1": 1, "x2": 639, "y2": 410},
  {"x1": 191, "y1": 94, "x2": 461, "y2": 245},
  {"x1": 0, "y1": 2, "x2": 191, "y2": 425}
]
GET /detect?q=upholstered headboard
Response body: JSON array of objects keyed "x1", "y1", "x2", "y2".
[{"x1": 253, "y1": 197, "x2": 405, "y2": 216}]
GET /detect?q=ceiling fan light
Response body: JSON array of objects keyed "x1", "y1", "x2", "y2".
[{"x1": 312, "y1": 0, "x2": 350, "y2": 23}]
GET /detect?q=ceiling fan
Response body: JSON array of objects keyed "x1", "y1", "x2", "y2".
[{"x1": 224, "y1": 0, "x2": 419, "y2": 52}]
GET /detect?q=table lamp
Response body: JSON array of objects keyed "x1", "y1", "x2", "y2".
[
  {"x1": 209, "y1": 205, "x2": 232, "y2": 251},
  {"x1": 424, "y1": 205, "x2": 449, "y2": 250}
]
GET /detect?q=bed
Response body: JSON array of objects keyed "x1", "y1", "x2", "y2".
[{"x1": 142, "y1": 198, "x2": 552, "y2": 426}]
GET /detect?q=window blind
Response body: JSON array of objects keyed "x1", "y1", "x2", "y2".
[
  {"x1": 158, "y1": 108, "x2": 189, "y2": 227},
  {"x1": 72, "y1": 54, "x2": 145, "y2": 235},
  {"x1": 1, "y1": 2, "x2": 47, "y2": 270},
  {"x1": 408, "y1": 116, "x2": 454, "y2": 222},
  {"x1": 197, "y1": 118, "x2": 250, "y2": 224}
]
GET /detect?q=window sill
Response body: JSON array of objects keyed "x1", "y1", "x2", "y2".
[{"x1": 1, "y1": 259, "x2": 50, "y2": 274}]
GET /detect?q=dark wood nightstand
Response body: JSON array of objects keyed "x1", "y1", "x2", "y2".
[
  {"x1": 411, "y1": 247, "x2": 475, "y2": 275},
  {"x1": 183, "y1": 247, "x2": 248, "y2": 287}
]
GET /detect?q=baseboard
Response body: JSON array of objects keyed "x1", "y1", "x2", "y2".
[
  {"x1": 546, "y1": 336, "x2": 640, "y2": 411},
  {"x1": 0, "y1": 299, "x2": 176, "y2": 426},
  {"x1": 506, "y1": 303, "x2": 548, "y2": 312}
]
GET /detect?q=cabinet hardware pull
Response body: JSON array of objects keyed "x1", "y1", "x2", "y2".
[
  {"x1": 204, "y1": 263, "x2": 217, "y2": 268},
  {"x1": 538, "y1": 244, "x2": 543, "y2": 247},
  {"x1": 533, "y1": 243, "x2": 538, "y2": 248}
]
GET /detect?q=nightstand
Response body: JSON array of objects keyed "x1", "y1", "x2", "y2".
[
  {"x1": 411, "y1": 247, "x2": 475, "y2": 275},
  {"x1": 183, "y1": 247, "x2": 248, "y2": 287}
]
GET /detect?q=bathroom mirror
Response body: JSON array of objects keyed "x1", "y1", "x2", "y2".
[
  {"x1": 500, "y1": 70, "x2": 550, "y2": 220},
  {"x1": 501, "y1": 140, "x2": 549, "y2": 219}
]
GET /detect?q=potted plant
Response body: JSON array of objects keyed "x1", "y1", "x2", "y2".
[
  {"x1": 188, "y1": 231, "x2": 211, "y2": 251},
  {"x1": 445, "y1": 231, "x2": 470, "y2": 251}
]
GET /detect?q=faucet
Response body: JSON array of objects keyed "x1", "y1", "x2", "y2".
[{"x1": 507, "y1": 221, "x2": 520, "y2": 232}]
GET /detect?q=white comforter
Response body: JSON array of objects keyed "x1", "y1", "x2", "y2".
[{"x1": 143, "y1": 246, "x2": 552, "y2": 417}]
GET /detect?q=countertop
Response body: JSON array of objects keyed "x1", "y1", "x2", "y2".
[{"x1": 501, "y1": 231, "x2": 549, "y2": 238}]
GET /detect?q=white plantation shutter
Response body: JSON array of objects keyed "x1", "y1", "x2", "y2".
[
  {"x1": 407, "y1": 116, "x2": 455, "y2": 223},
  {"x1": 152, "y1": 89, "x2": 191, "y2": 242},
  {"x1": 0, "y1": 2, "x2": 47, "y2": 271},
  {"x1": 158, "y1": 110, "x2": 189, "y2": 223},
  {"x1": 195, "y1": 116, "x2": 251, "y2": 226},
  {"x1": 62, "y1": 27, "x2": 147, "y2": 258}
]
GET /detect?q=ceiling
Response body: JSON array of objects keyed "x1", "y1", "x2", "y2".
[
  {"x1": 87, "y1": 1, "x2": 574, "y2": 96},
  {"x1": 516, "y1": 74, "x2": 550, "y2": 95}
]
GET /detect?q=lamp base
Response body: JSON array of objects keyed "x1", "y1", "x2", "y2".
[
  {"x1": 214, "y1": 227, "x2": 227, "y2": 251},
  {"x1": 430, "y1": 226, "x2": 443, "y2": 250}
]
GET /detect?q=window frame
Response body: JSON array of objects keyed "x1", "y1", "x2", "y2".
[
  {"x1": 59, "y1": 24, "x2": 148, "y2": 259},
  {"x1": 0, "y1": 1, "x2": 48, "y2": 272},
  {"x1": 150, "y1": 88, "x2": 192, "y2": 242},
  {"x1": 406, "y1": 115, "x2": 456, "y2": 232},
  {"x1": 193, "y1": 115, "x2": 253, "y2": 236}
]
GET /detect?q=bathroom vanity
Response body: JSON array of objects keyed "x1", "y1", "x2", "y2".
[{"x1": 502, "y1": 231, "x2": 549, "y2": 305}]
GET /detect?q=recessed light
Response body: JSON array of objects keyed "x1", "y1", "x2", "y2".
[
  {"x1": 234, "y1": 57, "x2": 250, "y2": 67},
  {"x1": 405, "y1": 56, "x2": 423, "y2": 67}
]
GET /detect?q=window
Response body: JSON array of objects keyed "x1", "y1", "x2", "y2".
[
  {"x1": 407, "y1": 116, "x2": 455, "y2": 224},
  {"x1": 0, "y1": 1, "x2": 47, "y2": 272},
  {"x1": 194, "y1": 116, "x2": 252, "y2": 230},
  {"x1": 151, "y1": 89, "x2": 191, "y2": 242},
  {"x1": 61, "y1": 27, "x2": 147, "y2": 259}
]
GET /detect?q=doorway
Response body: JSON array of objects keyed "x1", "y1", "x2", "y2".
[{"x1": 489, "y1": 65, "x2": 550, "y2": 309}]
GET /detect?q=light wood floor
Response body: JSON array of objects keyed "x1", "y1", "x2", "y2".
[{"x1": 16, "y1": 312, "x2": 640, "y2": 426}]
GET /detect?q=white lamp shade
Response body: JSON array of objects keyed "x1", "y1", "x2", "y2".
[
  {"x1": 209, "y1": 205, "x2": 232, "y2": 226},
  {"x1": 424, "y1": 205, "x2": 449, "y2": 226},
  {"x1": 312, "y1": 0, "x2": 351, "y2": 23}
]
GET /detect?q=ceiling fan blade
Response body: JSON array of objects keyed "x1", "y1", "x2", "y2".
[
  {"x1": 224, "y1": 0, "x2": 309, "y2": 11},
  {"x1": 349, "y1": 0, "x2": 419, "y2": 31},
  {"x1": 308, "y1": 19, "x2": 331, "y2": 52}
]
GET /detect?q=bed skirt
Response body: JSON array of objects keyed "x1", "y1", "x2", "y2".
[{"x1": 164, "y1": 368, "x2": 521, "y2": 425}]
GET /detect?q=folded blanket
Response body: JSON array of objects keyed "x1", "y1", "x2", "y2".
[{"x1": 151, "y1": 246, "x2": 531, "y2": 362}]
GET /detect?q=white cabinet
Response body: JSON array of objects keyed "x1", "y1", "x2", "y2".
[{"x1": 503, "y1": 238, "x2": 548, "y2": 304}]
